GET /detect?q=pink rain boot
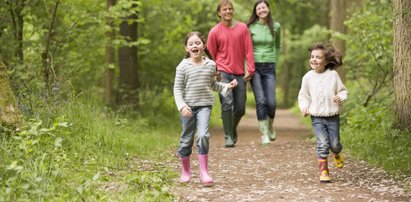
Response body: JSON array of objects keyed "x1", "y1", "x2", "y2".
[
  {"x1": 180, "y1": 156, "x2": 191, "y2": 183},
  {"x1": 198, "y1": 154, "x2": 214, "y2": 187}
]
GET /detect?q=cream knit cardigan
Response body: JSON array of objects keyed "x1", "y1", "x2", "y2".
[{"x1": 298, "y1": 69, "x2": 348, "y2": 117}]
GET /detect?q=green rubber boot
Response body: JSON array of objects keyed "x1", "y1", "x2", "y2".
[
  {"x1": 259, "y1": 120, "x2": 270, "y2": 145},
  {"x1": 221, "y1": 111, "x2": 235, "y2": 147},
  {"x1": 268, "y1": 117, "x2": 276, "y2": 141},
  {"x1": 232, "y1": 115, "x2": 242, "y2": 144}
]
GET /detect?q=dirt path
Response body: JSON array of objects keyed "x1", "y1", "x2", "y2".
[{"x1": 171, "y1": 109, "x2": 411, "y2": 201}]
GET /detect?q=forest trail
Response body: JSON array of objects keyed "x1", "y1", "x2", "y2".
[{"x1": 171, "y1": 108, "x2": 411, "y2": 201}]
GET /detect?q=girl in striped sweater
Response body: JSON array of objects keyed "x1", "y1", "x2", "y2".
[{"x1": 173, "y1": 31, "x2": 238, "y2": 186}]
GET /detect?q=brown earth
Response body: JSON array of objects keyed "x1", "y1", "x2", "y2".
[{"x1": 171, "y1": 109, "x2": 411, "y2": 202}]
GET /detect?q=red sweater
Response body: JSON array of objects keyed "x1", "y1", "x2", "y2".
[{"x1": 207, "y1": 22, "x2": 255, "y2": 75}]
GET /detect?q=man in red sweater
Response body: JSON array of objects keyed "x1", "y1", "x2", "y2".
[{"x1": 207, "y1": 0, "x2": 255, "y2": 147}]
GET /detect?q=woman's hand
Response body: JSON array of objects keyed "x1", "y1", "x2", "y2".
[{"x1": 181, "y1": 106, "x2": 192, "y2": 117}]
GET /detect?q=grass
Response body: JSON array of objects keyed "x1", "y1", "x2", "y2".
[{"x1": 0, "y1": 95, "x2": 180, "y2": 201}]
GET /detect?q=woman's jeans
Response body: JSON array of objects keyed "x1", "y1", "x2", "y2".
[
  {"x1": 311, "y1": 115, "x2": 343, "y2": 159},
  {"x1": 178, "y1": 106, "x2": 212, "y2": 158},
  {"x1": 251, "y1": 63, "x2": 276, "y2": 120}
]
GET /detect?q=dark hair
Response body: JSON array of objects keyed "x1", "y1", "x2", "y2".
[
  {"x1": 247, "y1": 0, "x2": 276, "y2": 38},
  {"x1": 184, "y1": 31, "x2": 213, "y2": 59},
  {"x1": 216, "y1": 0, "x2": 233, "y2": 19},
  {"x1": 308, "y1": 43, "x2": 343, "y2": 70}
]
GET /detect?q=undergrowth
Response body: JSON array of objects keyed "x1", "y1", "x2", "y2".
[{"x1": 0, "y1": 89, "x2": 180, "y2": 201}]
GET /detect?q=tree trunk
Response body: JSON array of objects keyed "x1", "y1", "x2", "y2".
[
  {"x1": 42, "y1": 0, "x2": 60, "y2": 93},
  {"x1": 118, "y1": 8, "x2": 139, "y2": 109},
  {"x1": 7, "y1": 0, "x2": 25, "y2": 63},
  {"x1": 0, "y1": 55, "x2": 21, "y2": 125},
  {"x1": 393, "y1": 0, "x2": 411, "y2": 131},
  {"x1": 104, "y1": 0, "x2": 116, "y2": 106},
  {"x1": 330, "y1": 0, "x2": 346, "y2": 81},
  {"x1": 280, "y1": 30, "x2": 290, "y2": 107}
]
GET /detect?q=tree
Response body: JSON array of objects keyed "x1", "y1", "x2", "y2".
[
  {"x1": 118, "y1": 1, "x2": 139, "y2": 108},
  {"x1": 393, "y1": 0, "x2": 411, "y2": 131},
  {"x1": 0, "y1": 55, "x2": 21, "y2": 125},
  {"x1": 330, "y1": 0, "x2": 346, "y2": 81},
  {"x1": 6, "y1": 0, "x2": 25, "y2": 64},
  {"x1": 104, "y1": 0, "x2": 116, "y2": 106}
]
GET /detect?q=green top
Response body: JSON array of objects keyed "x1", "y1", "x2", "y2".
[{"x1": 249, "y1": 22, "x2": 281, "y2": 64}]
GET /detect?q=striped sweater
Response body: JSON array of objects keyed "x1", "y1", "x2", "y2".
[{"x1": 173, "y1": 57, "x2": 227, "y2": 111}]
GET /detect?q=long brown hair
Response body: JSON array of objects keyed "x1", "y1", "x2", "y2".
[
  {"x1": 184, "y1": 31, "x2": 213, "y2": 59},
  {"x1": 247, "y1": 0, "x2": 275, "y2": 38},
  {"x1": 308, "y1": 43, "x2": 343, "y2": 70}
]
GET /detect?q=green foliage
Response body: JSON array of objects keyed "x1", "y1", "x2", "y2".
[
  {"x1": 344, "y1": 0, "x2": 393, "y2": 106},
  {"x1": 0, "y1": 97, "x2": 180, "y2": 201},
  {"x1": 342, "y1": 99, "x2": 411, "y2": 176},
  {"x1": 340, "y1": 0, "x2": 411, "y2": 177}
]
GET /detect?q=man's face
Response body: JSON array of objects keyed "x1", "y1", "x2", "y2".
[{"x1": 218, "y1": 4, "x2": 234, "y2": 21}]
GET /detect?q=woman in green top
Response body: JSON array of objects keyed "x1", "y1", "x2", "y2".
[{"x1": 247, "y1": 0, "x2": 281, "y2": 145}]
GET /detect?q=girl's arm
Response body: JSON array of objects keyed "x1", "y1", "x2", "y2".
[
  {"x1": 173, "y1": 68, "x2": 188, "y2": 112},
  {"x1": 298, "y1": 75, "x2": 311, "y2": 116},
  {"x1": 333, "y1": 74, "x2": 348, "y2": 104}
]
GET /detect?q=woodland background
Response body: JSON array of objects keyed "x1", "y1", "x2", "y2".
[{"x1": 0, "y1": 0, "x2": 410, "y2": 200}]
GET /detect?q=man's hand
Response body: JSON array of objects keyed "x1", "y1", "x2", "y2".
[{"x1": 243, "y1": 72, "x2": 252, "y2": 81}]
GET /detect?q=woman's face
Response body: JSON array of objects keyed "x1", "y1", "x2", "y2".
[
  {"x1": 256, "y1": 2, "x2": 270, "y2": 20},
  {"x1": 310, "y1": 49, "x2": 328, "y2": 73}
]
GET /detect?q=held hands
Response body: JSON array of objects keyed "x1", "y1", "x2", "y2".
[
  {"x1": 227, "y1": 79, "x2": 238, "y2": 89},
  {"x1": 180, "y1": 106, "x2": 192, "y2": 118}
]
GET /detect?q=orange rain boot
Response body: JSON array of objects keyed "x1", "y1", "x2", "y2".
[{"x1": 318, "y1": 158, "x2": 331, "y2": 183}]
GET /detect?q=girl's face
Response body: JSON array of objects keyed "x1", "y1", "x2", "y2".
[
  {"x1": 185, "y1": 35, "x2": 204, "y2": 59},
  {"x1": 310, "y1": 49, "x2": 328, "y2": 73},
  {"x1": 218, "y1": 4, "x2": 234, "y2": 22},
  {"x1": 256, "y1": 2, "x2": 270, "y2": 20}
]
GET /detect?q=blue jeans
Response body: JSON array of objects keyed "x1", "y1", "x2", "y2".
[
  {"x1": 311, "y1": 115, "x2": 342, "y2": 158},
  {"x1": 178, "y1": 106, "x2": 212, "y2": 158},
  {"x1": 251, "y1": 63, "x2": 276, "y2": 120},
  {"x1": 218, "y1": 72, "x2": 247, "y2": 116}
]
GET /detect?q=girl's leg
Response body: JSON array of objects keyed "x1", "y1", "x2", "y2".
[
  {"x1": 327, "y1": 115, "x2": 344, "y2": 168},
  {"x1": 311, "y1": 116, "x2": 330, "y2": 159},
  {"x1": 177, "y1": 114, "x2": 196, "y2": 157},
  {"x1": 195, "y1": 106, "x2": 212, "y2": 155},
  {"x1": 327, "y1": 115, "x2": 342, "y2": 154},
  {"x1": 195, "y1": 106, "x2": 214, "y2": 186},
  {"x1": 177, "y1": 112, "x2": 196, "y2": 183}
]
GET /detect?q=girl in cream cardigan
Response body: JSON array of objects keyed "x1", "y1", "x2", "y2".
[{"x1": 298, "y1": 43, "x2": 348, "y2": 183}]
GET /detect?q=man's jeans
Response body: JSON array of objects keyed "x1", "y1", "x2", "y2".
[
  {"x1": 218, "y1": 72, "x2": 246, "y2": 116},
  {"x1": 251, "y1": 63, "x2": 277, "y2": 120},
  {"x1": 178, "y1": 106, "x2": 212, "y2": 158},
  {"x1": 311, "y1": 115, "x2": 343, "y2": 158}
]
